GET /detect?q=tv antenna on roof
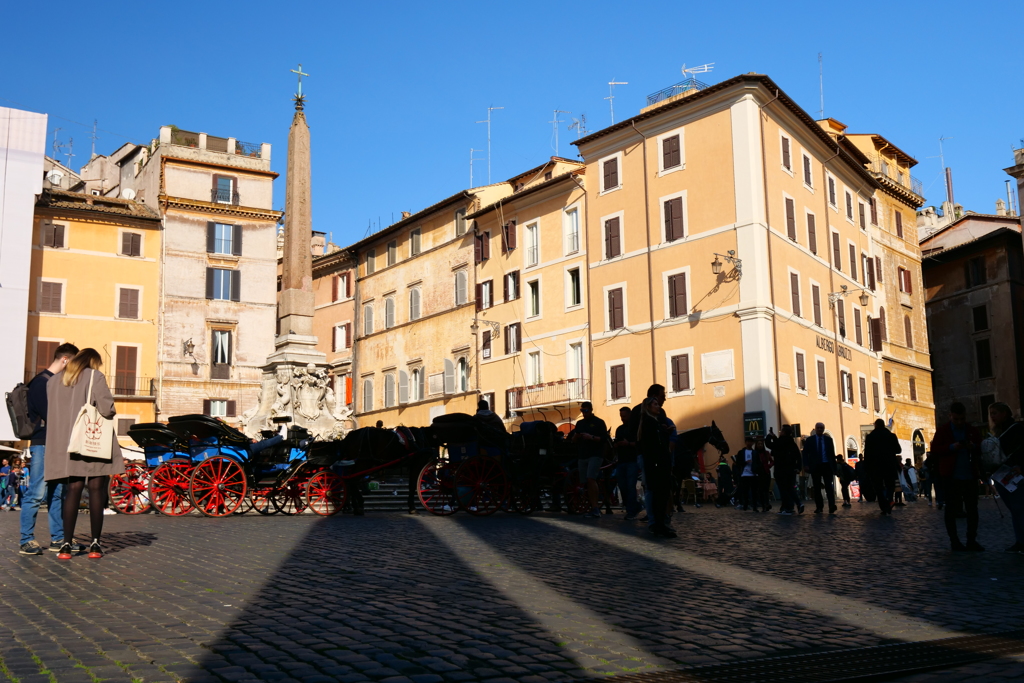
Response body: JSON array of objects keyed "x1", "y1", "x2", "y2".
[
  {"x1": 568, "y1": 114, "x2": 589, "y2": 140},
  {"x1": 476, "y1": 106, "x2": 504, "y2": 184},
  {"x1": 550, "y1": 110, "x2": 571, "y2": 156},
  {"x1": 469, "y1": 147, "x2": 484, "y2": 188},
  {"x1": 606, "y1": 80, "x2": 628, "y2": 124},
  {"x1": 681, "y1": 62, "x2": 714, "y2": 79}
]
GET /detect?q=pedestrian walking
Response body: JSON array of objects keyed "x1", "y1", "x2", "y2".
[
  {"x1": 837, "y1": 455, "x2": 856, "y2": 508},
  {"x1": 571, "y1": 401, "x2": 609, "y2": 518},
  {"x1": 627, "y1": 385, "x2": 676, "y2": 538},
  {"x1": 987, "y1": 402, "x2": 1024, "y2": 552},
  {"x1": 715, "y1": 455, "x2": 733, "y2": 508},
  {"x1": 921, "y1": 451, "x2": 937, "y2": 506},
  {"x1": 766, "y1": 425, "x2": 803, "y2": 515},
  {"x1": 864, "y1": 419, "x2": 901, "y2": 516},
  {"x1": 755, "y1": 437, "x2": 774, "y2": 511},
  {"x1": 900, "y1": 459, "x2": 918, "y2": 502},
  {"x1": 801, "y1": 423, "x2": 838, "y2": 514},
  {"x1": 17, "y1": 342, "x2": 78, "y2": 555},
  {"x1": 3, "y1": 458, "x2": 24, "y2": 509},
  {"x1": 930, "y1": 402, "x2": 983, "y2": 551},
  {"x1": 45, "y1": 348, "x2": 125, "y2": 560},
  {"x1": 733, "y1": 437, "x2": 761, "y2": 511},
  {"x1": 613, "y1": 406, "x2": 641, "y2": 520}
]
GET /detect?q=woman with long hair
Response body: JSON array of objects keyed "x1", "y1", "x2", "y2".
[{"x1": 45, "y1": 348, "x2": 124, "y2": 559}]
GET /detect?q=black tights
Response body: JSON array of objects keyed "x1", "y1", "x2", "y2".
[{"x1": 63, "y1": 476, "x2": 110, "y2": 545}]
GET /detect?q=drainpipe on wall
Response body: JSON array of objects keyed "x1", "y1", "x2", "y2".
[{"x1": 631, "y1": 122, "x2": 658, "y2": 385}]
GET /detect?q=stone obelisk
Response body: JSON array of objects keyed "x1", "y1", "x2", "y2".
[{"x1": 240, "y1": 71, "x2": 354, "y2": 439}]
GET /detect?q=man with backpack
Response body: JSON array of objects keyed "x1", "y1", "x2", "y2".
[{"x1": 17, "y1": 343, "x2": 79, "y2": 555}]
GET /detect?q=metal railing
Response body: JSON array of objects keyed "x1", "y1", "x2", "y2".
[
  {"x1": 235, "y1": 140, "x2": 262, "y2": 158},
  {"x1": 646, "y1": 78, "x2": 709, "y2": 107},
  {"x1": 109, "y1": 376, "x2": 156, "y2": 398},
  {"x1": 506, "y1": 378, "x2": 589, "y2": 417},
  {"x1": 869, "y1": 160, "x2": 924, "y2": 196},
  {"x1": 211, "y1": 188, "x2": 241, "y2": 205}
]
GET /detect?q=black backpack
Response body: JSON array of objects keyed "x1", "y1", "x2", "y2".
[{"x1": 5, "y1": 381, "x2": 39, "y2": 440}]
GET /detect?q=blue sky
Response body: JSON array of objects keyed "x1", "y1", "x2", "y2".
[{"x1": 3, "y1": 1, "x2": 1020, "y2": 245}]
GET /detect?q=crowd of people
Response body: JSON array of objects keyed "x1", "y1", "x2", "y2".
[{"x1": 565, "y1": 383, "x2": 1024, "y2": 551}]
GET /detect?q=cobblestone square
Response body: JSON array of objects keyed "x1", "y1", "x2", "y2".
[{"x1": 1, "y1": 501, "x2": 1022, "y2": 683}]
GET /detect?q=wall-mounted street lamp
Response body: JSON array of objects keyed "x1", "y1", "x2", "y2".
[
  {"x1": 182, "y1": 338, "x2": 195, "y2": 358},
  {"x1": 711, "y1": 250, "x2": 743, "y2": 279},
  {"x1": 827, "y1": 285, "x2": 871, "y2": 308}
]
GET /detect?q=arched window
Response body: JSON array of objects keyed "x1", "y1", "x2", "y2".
[
  {"x1": 904, "y1": 315, "x2": 913, "y2": 349},
  {"x1": 409, "y1": 288, "x2": 421, "y2": 321},
  {"x1": 384, "y1": 373, "x2": 396, "y2": 408},
  {"x1": 363, "y1": 304, "x2": 374, "y2": 335},
  {"x1": 385, "y1": 296, "x2": 395, "y2": 329},
  {"x1": 362, "y1": 377, "x2": 373, "y2": 411},
  {"x1": 457, "y1": 357, "x2": 468, "y2": 392}
]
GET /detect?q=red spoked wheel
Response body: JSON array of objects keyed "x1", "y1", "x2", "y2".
[
  {"x1": 109, "y1": 463, "x2": 151, "y2": 515},
  {"x1": 455, "y1": 456, "x2": 509, "y2": 516},
  {"x1": 250, "y1": 486, "x2": 278, "y2": 515},
  {"x1": 418, "y1": 460, "x2": 458, "y2": 515},
  {"x1": 188, "y1": 456, "x2": 247, "y2": 517},
  {"x1": 565, "y1": 470, "x2": 590, "y2": 515},
  {"x1": 305, "y1": 471, "x2": 347, "y2": 516},
  {"x1": 271, "y1": 479, "x2": 308, "y2": 515},
  {"x1": 150, "y1": 460, "x2": 195, "y2": 516},
  {"x1": 233, "y1": 493, "x2": 254, "y2": 515},
  {"x1": 509, "y1": 485, "x2": 538, "y2": 515}
]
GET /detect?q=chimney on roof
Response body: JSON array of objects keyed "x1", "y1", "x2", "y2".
[
  {"x1": 401, "y1": 211, "x2": 411, "y2": 219},
  {"x1": 996, "y1": 199, "x2": 1008, "y2": 216}
]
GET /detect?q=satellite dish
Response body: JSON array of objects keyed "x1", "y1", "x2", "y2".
[
  {"x1": 121, "y1": 188, "x2": 136, "y2": 200},
  {"x1": 46, "y1": 170, "x2": 64, "y2": 185}
]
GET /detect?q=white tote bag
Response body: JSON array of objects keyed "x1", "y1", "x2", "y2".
[{"x1": 67, "y1": 371, "x2": 114, "y2": 461}]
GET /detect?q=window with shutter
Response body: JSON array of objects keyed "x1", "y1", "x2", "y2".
[
  {"x1": 443, "y1": 359, "x2": 455, "y2": 394},
  {"x1": 781, "y1": 136, "x2": 791, "y2": 170},
  {"x1": 909, "y1": 376, "x2": 918, "y2": 401},
  {"x1": 344, "y1": 323, "x2": 352, "y2": 348},
  {"x1": 846, "y1": 192, "x2": 853, "y2": 220},
  {"x1": 859, "y1": 376, "x2": 868, "y2": 408},
  {"x1": 817, "y1": 360, "x2": 827, "y2": 396},
  {"x1": 386, "y1": 241, "x2": 397, "y2": 266},
  {"x1": 795, "y1": 353, "x2": 806, "y2": 391},
  {"x1": 812, "y1": 285, "x2": 822, "y2": 326},
  {"x1": 667, "y1": 273, "x2": 687, "y2": 318},
  {"x1": 854, "y1": 308, "x2": 862, "y2": 346},
  {"x1": 43, "y1": 223, "x2": 66, "y2": 248},
  {"x1": 973, "y1": 305, "x2": 989, "y2": 332},
  {"x1": 399, "y1": 370, "x2": 409, "y2": 404},
  {"x1": 895, "y1": 211, "x2": 904, "y2": 238},
  {"x1": 873, "y1": 382, "x2": 880, "y2": 411},
  {"x1": 121, "y1": 232, "x2": 142, "y2": 257},
  {"x1": 39, "y1": 281, "x2": 62, "y2": 313},
  {"x1": 567, "y1": 269, "x2": 581, "y2": 307},
  {"x1": 410, "y1": 228, "x2": 421, "y2": 256},
  {"x1": 332, "y1": 276, "x2": 339, "y2": 302},
  {"x1": 904, "y1": 315, "x2": 913, "y2": 349},
  {"x1": 409, "y1": 288, "x2": 421, "y2": 320},
  {"x1": 867, "y1": 257, "x2": 876, "y2": 290},
  {"x1": 870, "y1": 317, "x2": 883, "y2": 352},
  {"x1": 832, "y1": 233, "x2": 841, "y2": 270},
  {"x1": 362, "y1": 378, "x2": 374, "y2": 411},
  {"x1": 790, "y1": 272, "x2": 800, "y2": 317},
  {"x1": 118, "y1": 288, "x2": 140, "y2": 319},
  {"x1": 807, "y1": 213, "x2": 817, "y2": 253},
  {"x1": 610, "y1": 364, "x2": 626, "y2": 400},
  {"x1": 670, "y1": 354, "x2": 690, "y2": 392},
  {"x1": 976, "y1": 339, "x2": 993, "y2": 378},
  {"x1": 785, "y1": 198, "x2": 796, "y2": 241},
  {"x1": 828, "y1": 177, "x2": 836, "y2": 206},
  {"x1": 385, "y1": 297, "x2": 395, "y2": 328},
  {"x1": 884, "y1": 371, "x2": 893, "y2": 397},
  {"x1": 527, "y1": 280, "x2": 540, "y2": 317},
  {"x1": 663, "y1": 134, "x2": 681, "y2": 170},
  {"x1": 664, "y1": 197, "x2": 684, "y2": 242},
  {"x1": 603, "y1": 157, "x2": 619, "y2": 191},
  {"x1": 482, "y1": 330, "x2": 491, "y2": 359},
  {"x1": 837, "y1": 300, "x2": 846, "y2": 338},
  {"x1": 114, "y1": 346, "x2": 138, "y2": 395},
  {"x1": 605, "y1": 217, "x2": 621, "y2": 259},
  {"x1": 366, "y1": 249, "x2": 376, "y2": 275},
  {"x1": 384, "y1": 373, "x2": 396, "y2": 407},
  {"x1": 363, "y1": 304, "x2": 374, "y2": 335},
  {"x1": 859, "y1": 203, "x2": 866, "y2": 229},
  {"x1": 505, "y1": 221, "x2": 518, "y2": 251},
  {"x1": 878, "y1": 306, "x2": 887, "y2": 341},
  {"x1": 211, "y1": 330, "x2": 231, "y2": 379},
  {"x1": 870, "y1": 198, "x2": 878, "y2": 225},
  {"x1": 455, "y1": 208, "x2": 467, "y2": 236},
  {"x1": 849, "y1": 244, "x2": 858, "y2": 281},
  {"x1": 803, "y1": 155, "x2": 812, "y2": 186},
  {"x1": 608, "y1": 288, "x2": 624, "y2": 330},
  {"x1": 455, "y1": 271, "x2": 468, "y2": 305}
]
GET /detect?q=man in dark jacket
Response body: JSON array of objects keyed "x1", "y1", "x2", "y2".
[
  {"x1": 801, "y1": 422, "x2": 838, "y2": 514},
  {"x1": 715, "y1": 455, "x2": 733, "y2": 508},
  {"x1": 864, "y1": 419, "x2": 902, "y2": 516},
  {"x1": 767, "y1": 426, "x2": 803, "y2": 515},
  {"x1": 627, "y1": 385, "x2": 675, "y2": 537},
  {"x1": 988, "y1": 402, "x2": 1024, "y2": 552},
  {"x1": 733, "y1": 437, "x2": 762, "y2": 511},
  {"x1": 18, "y1": 343, "x2": 78, "y2": 555},
  {"x1": 930, "y1": 403, "x2": 982, "y2": 551}
]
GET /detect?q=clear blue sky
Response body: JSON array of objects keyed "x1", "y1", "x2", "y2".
[{"x1": 3, "y1": 1, "x2": 1020, "y2": 245}]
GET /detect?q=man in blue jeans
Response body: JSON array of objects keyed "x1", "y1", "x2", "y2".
[{"x1": 19, "y1": 343, "x2": 79, "y2": 555}]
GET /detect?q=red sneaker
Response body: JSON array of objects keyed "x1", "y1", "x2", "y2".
[
  {"x1": 57, "y1": 543, "x2": 73, "y2": 560},
  {"x1": 87, "y1": 541, "x2": 103, "y2": 559}
]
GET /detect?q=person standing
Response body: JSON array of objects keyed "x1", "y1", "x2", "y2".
[
  {"x1": 45, "y1": 348, "x2": 125, "y2": 559},
  {"x1": 802, "y1": 423, "x2": 838, "y2": 514},
  {"x1": 988, "y1": 402, "x2": 1024, "y2": 552},
  {"x1": 767, "y1": 426, "x2": 803, "y2": 515},
  {"x1": 733, "y1": 437, "x2": 760, "y2": 511},
  {"x1": 930, "y1": 403, "x2": 983, "y2": 551},
  {"x1": 755, "y1": 437, "x2": 774, "y2": 512},
  {"x1": 836, "y1": 455, "x2": 856, "y2": 508},
  {"x1": 17, "y1": 343, "x2": 78, "y2": 555},
  {"x1": 627, "y1": 385, "x2": 675, "y2": 537},
  {"x1": 920, "y1": 451, "x2": 937, "y2": 506},
  {"x1": 571, "y1": 402, "x2": 609, "y2": 519},
  {"x1": 715, "y1": 455, "x2": 733, "y2": 508},
  {"x1": 864, "y1": 419, "x2": 902, "y2": 516},
  {"x1": 613, "y1": 406, "x2": 641, "y2": 520}
]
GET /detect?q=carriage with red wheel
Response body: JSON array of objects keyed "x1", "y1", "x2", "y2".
[{"x1": 109, "y1": 423, "x2": 187, "y2": 515}]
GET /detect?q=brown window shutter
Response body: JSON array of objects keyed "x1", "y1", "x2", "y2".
[
  {"x1": 812, "y1": 285, "x2": 821, "y2": 326},
  {"x1": 611, "y1": 364, "x2": 625, "y2": 399},
  {"x1": 680, "y1": 354, "x2": 690, "y2": 391},
  {"x1": 870, "y1": 198, "x2": 878, "y2": 224},
  {"x1": 668, "y1": 273, "x2": 686, "y2": 318},
  {"x1": 785, "y1": 198, "x2": 796, "y2": 240},
  {"x1": 515, "y1": 323, "x2": 521, "y2": 351},
  {"x1": 790, "y1": 273, "x2": 800, "y2": 316},
  {"x1": 482, "y1": 331, "x2": 491, "y2": 358},
  {"x1": 663, "y1": 135, "x2": 680, "y2": 169},
  {"x1": 230, "y1": 269, "x2": 241, "y2": 302},
  {"x1": 119, "y1": 289, "x2": 129, "y2": 318},
  {"x1": 609, "y1": 288, "x2": 623, "y2": 330},
  {"x1": 605, "y1": 217, "x2": 620, "y2": 258},
  {"x1": 665, "y1": 197, "x2": 683, "y2": 241},
  {"x1": 203, "y1": 399, "x2": 212, "y2": 416},
  {"x1": 604, "y1": 158, "x2": 618, "y2": 190},
  {"x1": 513, "y1": 272, "x2": 520, "y2": 299},
  {"x1": 346, "y1": 272, "x2": 353, "y2": 297},
  {"x1": 345, "y1": 323, "x2": 352, "y2": 348},
  {"x1": 501, "y1": 222, "x2": 509, "y2": 253},
  {"x1": 803, "y1": 156, "x2": 812, "y2": 185},
  {"x1": 854, "y1": 309, "x2": 862, "y2": 345},
  {"x1": 482, "y1": 231, "x2": 490, "y2": 260},
  {"x1": 904, "y1": 316, "x2": 913, "y2": 349},
  {"x1": 859, "y1": 377, "x2": 867, "y2": 408},
  {"x1": 782, "y1": 137, "x2": 791, "y2": 169},
  {"x1": 128, "y1": 289, "x2": 139, "y2": 319},
  {"x1": 796, "y1": 353, "x2": 806, "y2": 390},
  {"x1": 875, "y1": 256, "x2": 883, "y2": 283},
  {"x1": 474, "y1": 233, "x2": 482, "y2": 263},
  {"x1": 905, "y1": 269, "x2": 913, "y2": 294},
  {"x1": 504, "y1": 327, "x2": 510, "y2": 355},
  {"x1": 870, "y1": 317, "x2": 882, "y2": 351},
  {"x1": 332, "y1": 276, "x2": 339, "y2": 301},
  {"x1": 910, "y1": 377, "x2": 917, "y2": 401},
  {"x1": 207, "y1": 222, "x2": 216, "y2": 253},
  {"x1": 879, "y1": 307, "x2": 887, "y2": 341},
  {"x1": 817, "y1": 360, "x2": 827, "y2": 395},
  {"x1": 849, "y1": 244, "x2": 858, "y2": 281},
  {"x1": 807, "y1": 214, "x2": 817, "y2": 254},
  {"x1": 872, "y1": 382, "x2": 880, "y2": 411},
  {"x1": 507, "y1": 221, "x2": 517, "y2": 250},
  {"x1": 227, "y1": 400, "x2": 237, "y2": 418},
  {"x1": 832, "y1": 233, "x2": 841, "y2": 270},
  {"x1": 895, "y1": 211, "x2": 904, "y2": 237},
  {"x1": 828, "y1": 177, "x2": 836, "y2": 205},
  {"x1": 475, "y1": 283, "x2": 483, "y2": 311},
  {"x1": 121, "y1": 232, "x2": 131, "y2": 255},
  {"x1": 837, "y1": 300, "x2": 846, "y2": 337},
  {"x1": 232, "y1": 224, "x2": 243, "y2": 256},
  {"x1": 670, "y1": 355, "x2": 681, "y2": 392},
  {"x1": 867, "y1": 257, "x2": 876, "y2": 290},
  {"x1": 859, "y1": 203, "x2": 866, "y2": 229}
]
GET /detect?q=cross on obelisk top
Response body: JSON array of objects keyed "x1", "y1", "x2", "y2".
[{"x1": 291, "y1": 63, "x2": 310, "y2": 110}]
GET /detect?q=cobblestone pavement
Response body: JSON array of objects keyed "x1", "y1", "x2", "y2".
[{"x1": 0, "y1": 499, "x2": 1022, "y2": 683}]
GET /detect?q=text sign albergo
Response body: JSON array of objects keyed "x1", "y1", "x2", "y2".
[
  {"x1": 816, "y1": 335, "x2": 852, "y2": 360},
  {"x1": 743, "y1": 411, "x2": 767, "y2": 439}
]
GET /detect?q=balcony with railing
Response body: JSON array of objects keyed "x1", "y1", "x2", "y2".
[
  {"x1": 158, "y1": 127, "x2": 268, "y2": 164},
  {"x1": 109, "y1": 376, "x2": 156, "y2": 399},
  {"x1": 646, "y1": 78, "x2": 709, "y2": 107},
  {"x1": 869, "y1": 159, "x2": 924, "y2": 197},
  {"x1": 505, "y1": 378, "x2": 589, "y2": 417},
  {"x1": 211, "y1": 187, "x2": 241, "y2": 205}
]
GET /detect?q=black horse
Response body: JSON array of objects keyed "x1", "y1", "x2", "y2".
[
  {"x1": 672, "y1": 421, "x2": 730, "y2": 509},
  {"x1": 336, "y1": 426, "x2": 436, "y2": 514}
]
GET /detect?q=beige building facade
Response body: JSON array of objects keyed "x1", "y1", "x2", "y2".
[{"x1": 311, "y1": 247, "x2": 358, "y2": 413}]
